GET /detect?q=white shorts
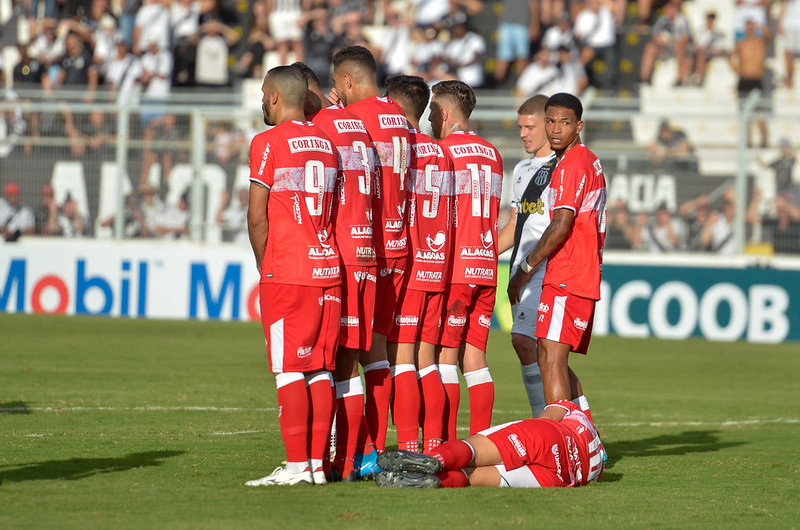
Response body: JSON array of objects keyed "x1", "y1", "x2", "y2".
[
  {"x1": 785, "y1": 29, "x2": 800, "y2": 54},
  {"x1": 269, "y1": 10, "x2": 302, "y2": 42},
  {"x1": 496, "y1": 463, "x2": 542, "y2": 488},
  {"x1": 510, "y1": 269, "x2": 544, "y2": 338}
]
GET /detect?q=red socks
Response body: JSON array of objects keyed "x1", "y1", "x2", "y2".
[
  {"x1": 464, "y1": 367, "x2": 494, "y2": 435},
  {"x1": 275, "y1": 372, "x2": 309, "y2": 468},
  {"x1": 306, "y1": 372, "x2": 335, "y2": 474},
  {"x1": 391, "y1": 364, "x2": 420, "y2": 452},
  {"x1": 430, "y1": 440, "x2": 475, "y2": 488},
  {"x1": 363, "y1": 361, "x2": 391, "y2": 452},
  {"x1": 334, "y1": 376, "x2": 365, "y2": 477},
  {"x1": 418, "y1": 365, "x2": 445, "y2": 453},
  {"x1": 439, "y1": 363, "x2": 460, "y2": 441}
]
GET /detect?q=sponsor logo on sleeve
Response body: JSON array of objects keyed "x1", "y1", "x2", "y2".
[
  {"x1": 288, "y1": 136, "x2": 333, "y2": 154},
  {"x1": 593, "y1": 158, "x2": 603, "y2": 175},
  {"x1": 258, "y1": 141, "x2": 271, "y2": 176}
]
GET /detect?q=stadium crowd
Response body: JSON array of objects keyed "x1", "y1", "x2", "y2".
[{"x1": 1, "y1": 0, "x2": 799, "y2": 254}]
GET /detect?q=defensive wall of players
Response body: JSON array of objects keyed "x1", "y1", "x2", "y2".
[{"x1": 1, "y1": 238, "x2": 798, "y2": 343}]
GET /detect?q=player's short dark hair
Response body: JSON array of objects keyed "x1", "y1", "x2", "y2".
[
  {"x1": 517, "y1": 94, "x2": 549, "y2": 117},
  {"x1": 431, "y1": 80, "x2": 476, "y2": 119},
  {"x1": 545, "y1": 92, "x2": 583, "y2": 121},
  {"x1": 267, "y1": 65, "x2": 308, "y2": 109},
  {"x1": 291, "y1": 62, "x2": 322, "y2": 91},
  {"x1": 384, "y1": 75, "x2": 430, "y2": 121},
  {"x1": 332, "y1": 45, "x2": 377, "y2": 78}
]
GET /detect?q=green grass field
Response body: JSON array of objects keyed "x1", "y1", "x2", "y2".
[{"x1": 1, "y1": 313, "x2": 799, "y2": 529}]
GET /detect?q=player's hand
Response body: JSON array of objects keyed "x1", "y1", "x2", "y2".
[
  {"x1": 507, "y1": 269, "x2": 531, "y2": 306},
  {"x1": 327, "y1": 87, "x2": 342, "y2": 106}
]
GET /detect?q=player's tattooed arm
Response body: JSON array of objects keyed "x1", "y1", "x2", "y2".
[
  {"x1": 247, "y1": 181, "x2": 270, "y2": 274},
  {"x1": 507, "y1": 208, "x2": 574, "y2": 305}
]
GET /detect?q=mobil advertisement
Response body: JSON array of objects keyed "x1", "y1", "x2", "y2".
[
  {"x1": 0, "y1": 240, "x2": 260, "y2": 320},
  {"x1": 2, "y1": 240, "x2": 799, "y2": 343}
]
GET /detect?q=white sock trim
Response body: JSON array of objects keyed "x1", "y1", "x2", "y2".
[
  {"x1": 418, "y1": 365, "x2": 439, "y2": 378},
  {"x1": 305, "y1": 371, "x2": 333, "y2": 387},
  {"x1": 275, "y1": 372, "x2": 305, "y2": 389},
  {"x1": 390, "y1": 363, "x2": 417, "y2": 378},
  {"x1": 363, "y1": 360, "x2": 390, "y2": 373},
  {"x1": 335, "y1": 376, "x2": 364, "y2": 398},
  {"x1": 464, "y1": 367, "x2": 493, "y2": 387},
  {"x1": 438, "y1": 364, "x2": 460, "y2": 385},
  {"x1": 572, "y1": 395, "x2": 590, "y2": 412},
  {"x1": 520, "y1": 363, "x2": 540, "y2": 376}
]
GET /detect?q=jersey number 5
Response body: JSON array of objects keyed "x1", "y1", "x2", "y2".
[{"x1": 421, "y1": 164, "x2": 440, "y2": 218}]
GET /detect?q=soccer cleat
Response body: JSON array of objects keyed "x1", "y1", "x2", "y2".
[
  {"x1": 354, "y1": 450, "x2": 380, "y2": 479},
  {"x1": 245, "y1": 467, "x2": 313, "y2": 486},
  {"x1": 312, "y1": 469, "x2": 328, "y2": 485},
  {"x1": 377, "y1": 449, "x2": 441, "y2": 475},
  {"x1": 374, "y1": 470, "x2": 440, "y2": 489}
]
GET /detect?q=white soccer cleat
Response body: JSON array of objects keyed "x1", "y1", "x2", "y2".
[
  {"x1": 312, "y1": 469, "x2": 327, "y2": 485},
  {"x1": 245, "y1": 467, "x2": 313, "y2": 487}
]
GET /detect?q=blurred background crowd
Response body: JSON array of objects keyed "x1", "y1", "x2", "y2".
[{"x1": 0, "y1": 0, "x2": 798, "y2": 254}]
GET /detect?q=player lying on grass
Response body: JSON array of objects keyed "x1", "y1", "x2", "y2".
[{"x1": 374, "y1": 400, "x2": 604, "y2": 488}]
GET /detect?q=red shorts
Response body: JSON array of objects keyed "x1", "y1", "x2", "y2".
[
  {"x1": 439, "y1": 284, "x2": 496, "y2": 351},
  {"x1": 534, "y1": 284, "x2": 596, "y2": 354},
  {"x1": 374, "y1": 256, "x2": 407, "y2": 336},
  {"x1": 387, "y1": 289, "x2": 444, "y2": 344},
  {"x1": 339, "y1": 265, "x2": 377, "y2": 351},
  {"x1": 483, "y1": 418, "x2": 572, "y2": 488},
  {"x1": 259, "y1": 283, "x2": 341, "y2": 373}
]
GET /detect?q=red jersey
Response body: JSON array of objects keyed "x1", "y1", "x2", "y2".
[
  {"x1": 346, "y1": 96, "x2": 410, "y2": 259},
  {"x1": 310, "y1": 105, "x2": 378, "y2": 267},
  {"x1": 548, "y1": 400, "x2": 604, "y2": 486},
  {"x1": 406, "y1": 129, "x2": 455, "y2": 292},
  {"x1": 440, "y1": 131, "x2": 503, "y2": 286},
  {"x1": 249, "y1": 120, "x2": 341, "y2": 286},
  {"x1": 543, "y1": 144, "x2": 606, "y2": 300}
]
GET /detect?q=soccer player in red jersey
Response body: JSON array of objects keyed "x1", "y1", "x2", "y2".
[
  {"x1": 374, "y1": 400, "x2": 605, "y2": 488},
  {"x1": 245, "y1": 66, "x2": 341, "y2": 487},
  {"x1": 384, "y1": 75, "x2": 455, "y2": 454},
  {"x1": 507, "y1": 92, "x2": 607, "y2": 423},
  {"x1": 329, "y1": 45, "x2": 411, "y2": 458},
  {"x1": 294, "y1": 62, "x2": 380, "y2": 480},
  {"x1": 429, "y1": 80, "x2": 504, "y2": 438}
]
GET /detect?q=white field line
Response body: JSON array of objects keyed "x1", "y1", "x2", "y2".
[{"x1": 2, "y1": 406, "x2": 798, "y2": 430}]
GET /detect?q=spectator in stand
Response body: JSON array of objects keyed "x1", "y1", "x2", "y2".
[
  {"x1": 233, "y1": 0, "x2": 275, "y2": 80},
  {"x1": 58, "y1": 0, "x2": 117, "y2": 69},
  {"x1": 541, "y1": 11, "x2": 577, "y2": 55},
  {"x1": 171, "y1": 0, "x2": 202, "y2": 86},
  {"x1": 701, "y1": 192, "x2": 736, "y2": 254},
  {"x1": 49, "y1": 194, "x2": 91, "y2": 237},
  {"x1": 779, "y1": 0, "x2": 800, "y2": 88},
  {"x1": 748, "y1": 189, "x2": 800, "y2": 254},
  {"x1": 154, "y1": 191, "x2": 190, "y2": 239},
  {"x1": 54, "y1": 31, "x2": 99, "y2": 155},
  {"x1": 552, "y1": 45, "x2": 588, "y2": 95},
  {"x1": 441, "y1": 15, "x2": 486, "y2": 88},
  {"x1": 267, "y1": 0, "x2": 305, "y2": 65},
  {"x1": 105, "y1": 33, "x2": 142, "y2": 105},
  {"x1": 26, "y1": 0, "x2": 58, "y2": 35},
  {"x1": 137, "y1": 182, "x2": 165, "y2": 236},
  {"x1": 410, "y1": 25, "x2": 445, "y2": 82},
  {"x1": 12, "y1": 44, "x2": 45, "y2": 151},
  {"x1": 678, "y1": 193, "x2": 713, "y2": 252},
  {"x1": 516, "y1": 48, "x2": 561, "y2": 97},
  {"x1": 138, "y1": 38, "x2": 174, "y2": 184},
  {"x1": 604, "y1": 200, "x2": 638, "y2": 250},
  {"x1": 639, "y1": 0, "x2": 692, "y2": 87},
  {"x1": 133, "y1": 0, "x2": 171, "y2": 57},
  {"x1": 216, "y1": 187, "x2": 250, "y2": 245},
  {"x1": 411, "y1": 0, "x2": 450, "y2": 29},
  {"x1": 573, "y1": 0, "x2": 617, "y2": 90},
  {"x1": 691, "y1": 11, "x2": 728, "y2": 87},
  {"x1": 28, "y1": 18, "x2": 66, "y2": 91},
  {"x1": 0, "y1": 182, "x2": 35, "y2": 241},
  {"x1": 759, "y1": 138, "x2": 797, "y2": 200},
  {"x1": 734, "y1": 0, "x2": 771, "y2": 41},
  {"x1": 730, "y1": 19, "x2": 771, "y2": 148},
  {"x1": 334, "y1": 10, "x2": 375, "y2": 54},
  {"x1": 648, "y1": 119, "x2": 694, "y2": 165},
  {"x1": 35, "y1": 182, "x2": 58, "y2": 235},
  {"x1": 301, "y1": 15, "x2": 336, "y2": 87},
  {"x1": 644, "y1": 202, "x2": 684, "y2": 252},
  {"x1": 119, "y1": 0, "x2": 143, "y2": 49},
  {"x1": 492, "y1": 0, "x2": 538, "y2": 86},
  {"x1": 376, "y1": 4, "x2": 412, "y2": 85}
]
